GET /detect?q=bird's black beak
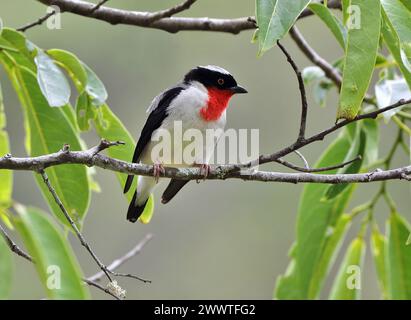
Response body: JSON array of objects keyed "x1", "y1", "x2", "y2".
[{"x1": 230, "y1": 85, "x2": 248, "y2": 94}]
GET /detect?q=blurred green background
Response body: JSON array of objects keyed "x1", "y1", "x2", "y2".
[{"x1": 0, "y1": 0, "x2": 409, "y2": 299}]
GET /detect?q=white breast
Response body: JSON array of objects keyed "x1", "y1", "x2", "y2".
[{"x1": 143, "y1": 81, "x2": 227, "y2": 166}]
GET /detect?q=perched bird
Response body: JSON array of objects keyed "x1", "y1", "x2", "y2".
[{"x1": 124, "y1": 65, "x2": 247, "y2": 223}]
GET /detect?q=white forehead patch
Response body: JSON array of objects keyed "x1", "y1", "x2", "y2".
[{"x1": 200, "y1": 65, "x2": 230, "y2": 75}]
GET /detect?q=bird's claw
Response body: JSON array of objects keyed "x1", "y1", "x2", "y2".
[
  {"x1": 153, "y1": 162, "x2": 165, "y2": 183},
  {"x1": 195, "y1": 163, "x2": 210, "y2": 183}
]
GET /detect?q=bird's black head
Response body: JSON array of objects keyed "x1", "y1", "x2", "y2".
[{"x1": 183, "y1": 65, "x2": 247, "y2": 94}]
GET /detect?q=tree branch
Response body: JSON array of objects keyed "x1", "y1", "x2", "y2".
[
  {"x1": 293, "y1": 151, "x2": 309, "y2": 169},
  {"x1": 289, "y1": 26, "x2": 342, "y2": 88},
  {"x1": 87, "y1": 233, "x2": 153, "y2": 282},
  {"x1": 82, "y1": 278, "x2": 121, "y2": 300},
  {"x1": 40, "y1": 167, "x2": 151, "y2": 284},
  {"x1": 0, "y1": 222, "x2": 117, "y2": 298},
  {"x1": 289, "y1": 26, "x2": 377, "y2": 105},
  {"x1": 275, "y1": 155, "x2": 361, "y2": 173},
  {"x1": 257, "y1": 99, "x2": 411, "y2": 165},
  {"x1": 30, "y1": 0, "x2": 341, "y2": 34},
  {"x1": 39, "y1": 168, "x2": 114, "y2": 282},
  {"x1": 0, "y1": 96, "x2": 410, "y2": 184},
  {"x1": 277, "y1": 40, "x2": 308, "y2": 142},
  {"x1": 0, "y1": 147, "x2": 408, "y2": 183},
  {"x1": 17, "y1": 11, "x2": 57, "y2": 32},
  {"x1": 1, "y1": 221, "x2": 152, "y2": 299},
  {"x1": 0, "y1": 223, "x2": 33, "y2": 262}
]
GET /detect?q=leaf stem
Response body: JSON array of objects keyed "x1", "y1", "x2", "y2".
[{"x1": 393, "y1": 115, "x2": 411, "y2": 136}]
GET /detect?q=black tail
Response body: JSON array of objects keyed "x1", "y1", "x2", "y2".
[
  {"x1": 127, "y1": 191, "x2": 148, "y2": 223},
  {"x1": 161, "y1": 179, "x2": 190, "y2": 204}
]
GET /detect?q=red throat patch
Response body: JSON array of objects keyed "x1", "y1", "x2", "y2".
[{"x1": 200, "y1": 88, "x2": 234, "y2": 121}]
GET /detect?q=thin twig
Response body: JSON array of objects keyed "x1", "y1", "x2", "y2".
[
  {"x1": 17, "y1": 11, "x2": 57, "y2": 32},
  {"x1": 293, "y1": 150, "x2": 309, "y2": 169},
  {"x1": 38, "y1": 169, "x2": 113, "y2": 282},
  {"x1": 18, "y1": 0, "x2": 110, "y2": 32},
  {"x1": 289, "y1": 26, "x2": 342, "y2": 88},
  {"x1": 1, "y1": 223, "x2": 122, "y2": 299},
  {"x1": 89, "y1": 0, "x2": 109, "y2": 14},
  {"x1": 146, "y1": 0, "x2": 198, "y2": 24},
  {"x1": 257, "y1": 99, "x2": 411, "y2": 166},
  {"x1": 275, "y1": 155, "x2": 361, "y2": 173},
  {"x1": 0, "y1": 223, "x2": 33, "y2": 262},
  {"x1": 277, "y1": 40, "x2": 308, "y2": 142},
  {"x1": 87, "y1": 233, "x2": 153, "y2": 282},
  {"x1": 83, "y1": 279, "x2": 121, "y2": 300},
  {"x1": 289, "y1": 26, "x2": 375, "y2": 105},
  {"x1": 107, "y1": 271, "x2": 151, "y2": 284}
]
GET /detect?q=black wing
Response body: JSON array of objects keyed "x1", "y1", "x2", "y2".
[{"x1": 123, "y1": 86, "x2": 185, "y2": 194}]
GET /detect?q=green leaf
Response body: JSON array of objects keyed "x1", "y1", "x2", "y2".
[
  {"x1": 0, "y1": 208, "x2": 13, "y2": 230},
  {"x1": 93, "y1": 104, "x2": 135, "y2": 190},
  {"x1": 381, "y1": 0, "x2": 411, "y2": 72},
  {"x1": 14, "y1": 205, "x2": 89, "y2": 299},
  {"x1": 337, "y1": 0, "x2": 381, "y2": 120},
  {"x1": 382, "y1": 21, "x2": 411, "y2": 90},
  {"x1": 82, "y1": 62, "x2": 108, "y2": 106},
  {"x1": 386, "y1": 212, "x2": 411, "y2": 299},
  {"x1": 274, "y1": 258, "x2": 302, "y2": 299},
  {"x1": 140, "y1": 195, "x2": 154, "y2": 224},
  {"x1": 34, "y1": 50, "x2": 71, "y2": 107},
  {"x1": 47, "y1": 49, "x2": 88, "y2": 90},
  {"x1": 255, "y1": 0, "x2": 311, "y2": 55},
  {"x1": 75, "y1": 91, "x2": 95, "y2": 132},
  {"x1": 12, "y1": 66, "x2": 90, "y2": 228},
  {"x1": 381, "y1": 1, "x2": 411, "y2": 89},
  {"x1": 297, "y1": 132, "x2": 355, "y2": 298},
  {"x1": 251, "y1": 29, "x2": 259, "y2": 44},
  {"x1": 371, "y1": 224, "x2": 388, "y2": 299},
  {"x1": 0, "y1": 81, "x2": 12, "y2": 208},
  {"x1": 276, "y1": 130, "x2": 355, "y2": 299},
  {"x1": 375, "y1": 54, "x2": 390, "y2": 69},
  {"x1": 61, "y1": 104, "x2": 79, "y2": 132},
  {"x1": 0, "y1": 36, "x2": 18, "y2": 52},
  {"x1": 329, "y1": 237, "x2": 366, "y2": 300},
  {"x1": 0, "y1": 232, "x2": 13, "y2": 299},
  {"x1": 342, "y1": 0, "x2": 351, "y2": 26},
  {"x1": 309, "y1": 3, "x2": 346, "y2": 49},
  {"x1": 362, "y1": 119, "x2": 379, "y2": 166},
  {"x1": 93, "y1": 104, "x2": 154, "y2": 223},
  {"x1": 322, "y1": 128, "x2": 366, "y2": 200},
  {"x1": 308, "y1": 213, "x2": 352, "y2": 298},
  {"x1": 399, "y1": 0, "x2": 411, "y2": 12},
  {"x1": 0, "y1": 28, "x2": 32, "y2": 58},
  {"x1": 0, "y1": 29, "x2": 35, "y2": 72}
]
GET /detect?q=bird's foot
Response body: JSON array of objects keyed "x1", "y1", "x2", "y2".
[
  {"x1": 153, "y1": 161, "x2": 165, "y2": 183},
  {"x1": 194, "y1": 163, "x2": 210, "y2": 183}
]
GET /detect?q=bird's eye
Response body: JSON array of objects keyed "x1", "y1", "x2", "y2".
[{"x1": 217, "y1": 78, "x2": 225, "y2": 85}]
